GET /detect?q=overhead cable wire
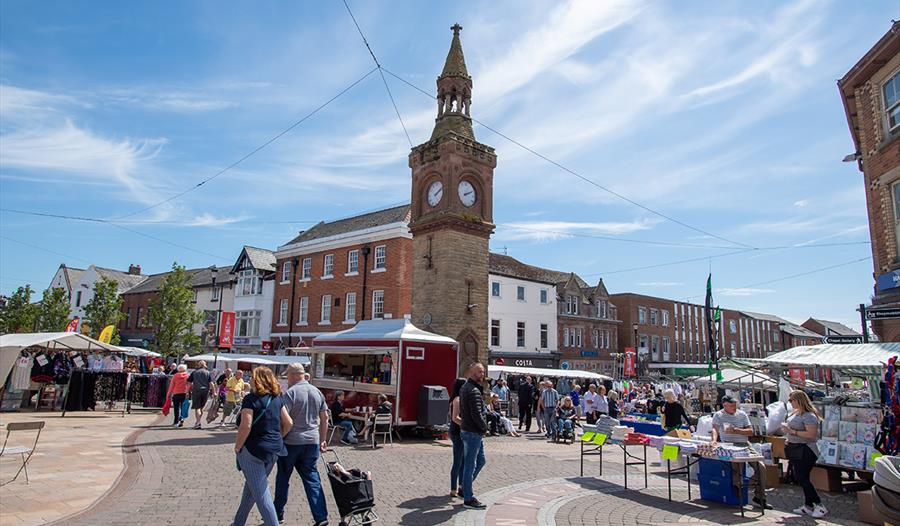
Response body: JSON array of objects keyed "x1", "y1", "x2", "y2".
[
  {"x1": 585, "y1": 249, "x2": 756, "y2": 277},
  {"x1": 0, "y1": 235, "x2": 93, "y2": 264},
  {"x1": 110, "y1": 66, "x2": 380, "y2": 221},
  {"x1": 380, "y1": 67, "x2": 757, "y2": 250},
  {"x1": 341, "y1": 0, "x2": 412, "y2": 147}
]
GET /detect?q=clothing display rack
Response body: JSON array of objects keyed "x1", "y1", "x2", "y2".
[
  {"x1": 125, "y1": 373, "x2": 170, "y2": 413},
  {"x1": 61, "y1": 369, "x2": 129, "y2": 417}
]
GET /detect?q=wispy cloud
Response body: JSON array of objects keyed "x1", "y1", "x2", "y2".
[
  {"x1": 793, "y1": 199, "x2": 809, "y2": 208},
  {"x1": 717, "y1": 287, "x2": 775, "y2": 297},
  {"x1": 637, "y1": 281, "x2": 684, "y2": 287},
  {"x1": 497, "y1": 219, "x2": 658, "y2": 241}
]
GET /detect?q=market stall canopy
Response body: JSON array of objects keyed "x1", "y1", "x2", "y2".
[
  {"x1": 312, "y1": 319, "x2": 458, "y2": 345},
  {"x1": 184, "y1": 353, "x2": 310, "y2": 366},
  {"x1": 0, "y1": 332, "x2": 122, "y2": 389},
  {"x1": 743, "y1": 343, "x2": 900, "y2": 374},
  {"x1": 118, "y1": 346, "x2": 162, "y2": 358},
  {"x1": 488, "y1": 364, "x2": 612, "y2": 382},
  {"x1": 692, "y1": 368, "x2": 777, "y2": 389}
]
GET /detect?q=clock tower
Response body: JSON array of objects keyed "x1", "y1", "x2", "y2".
[{"x1": 409, "y1": 24, "x2": 496, "y2": 369}]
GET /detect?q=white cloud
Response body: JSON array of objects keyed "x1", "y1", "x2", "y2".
[
  {"x1": 717, "y1": 287, "x2": 775, "y2": 297},
  {"x1": 793, "y1": 199, "x2": 809, "y2": 208},
  {"x1": 496, "y1": 219, "x2": 658, "y2": 241}
]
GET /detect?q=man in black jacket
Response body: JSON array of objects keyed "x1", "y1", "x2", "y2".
[
  {"x1": 458, "y1": 362, "x2": 487, "y2": 509},
  {"x1": 517, "y1": 376, "x2": 534, "y2": 432}
]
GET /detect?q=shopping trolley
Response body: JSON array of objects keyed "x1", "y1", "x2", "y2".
[{"x1": 322, "y1": 448, "x2": 378, "y2": 526}]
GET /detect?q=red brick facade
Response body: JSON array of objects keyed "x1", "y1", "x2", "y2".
[
  {"x1": 556, "y1": 277, "x2": 620, "y2": 374},
  {"x1": 271, "y1": 236, "x2": 412, "y2": 349},
  {"x1": 839, "y1": 22, "x2": 900, "y2": 341}
]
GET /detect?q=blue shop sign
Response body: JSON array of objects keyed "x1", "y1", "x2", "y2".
[
  {"x1": 877, "y1": 270, "x2": 900, "y2": 292},
  {"x1": 580, "y1": 351, "x2": 599, "y2": 357}
]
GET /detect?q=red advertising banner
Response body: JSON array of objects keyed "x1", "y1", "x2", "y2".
[
  {"x1": 789, "y1": 367, "x2": 806, "y2": 385},
  {"x1": 261, "y1": 340, "x2": 272, "y2": 351},
  {"x1": 64, "y1": 317, "x2": 80, "y2": 333},
  {"x1": 218, "y1": 311, "x2": 235, "y2": 349},
  {"x1": 623, "y1": 348, "x2": 636, "y2": 377}
]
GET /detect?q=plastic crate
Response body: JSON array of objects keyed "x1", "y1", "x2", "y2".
[
  {"x1": 698, "y1": 473, "x2": 749, "y2": 506},
  {"x1": 698, "y1": 457, "x2": 732, "y2": 478}
]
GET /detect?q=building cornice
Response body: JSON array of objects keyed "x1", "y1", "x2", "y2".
[{"x1": 275, "y1": 222, "x2": 412, "y2": 258}]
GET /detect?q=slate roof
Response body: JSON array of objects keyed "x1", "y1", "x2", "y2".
[
  {"x1": 122, "y1": 266, "x2": 234, "y2": 294},
  {"x1": 808, "y1": 318, "x2": 860, "y2": 336},
  {"x1": 93, "y1": 266, "x2": 147, "y2": 293},
  {"x1": 282, "y1": 205, "x2": 411, "y2": 247},
  {"x1": 740, "y1": 311, "x2": 789, "y2": 324},
  {"x1": 62, "y1": 266, "x2": 85, "y2": 289},
  {"x1": 489, "y1": 253, "x2": 588, "y2": 287},
  {"x1": 780, "y1": 324, "x2": 823, "y2": 339},
  {"x1": 242, "y1": 246, "x2": 276, "y2": 272}
]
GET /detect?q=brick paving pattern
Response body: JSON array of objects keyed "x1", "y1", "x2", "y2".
[{"x1": 49, "y1": 415, "x2": 869, "y2": 526}]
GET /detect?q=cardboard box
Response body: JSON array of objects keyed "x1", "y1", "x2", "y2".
[
  {"x1": 763, "y1": 463, "x2": 782, "y2": 489},
  {"x1": 765, "y1": 436, "x2": 786, "y2": 458},
  {"x1": 857, "y1": 489, "x2": 887, "y2": 525},
  {"x1": 666, "y1": 429, "x2": 692, "y2": 439},
  {"x1": 810, "y1": 466, "x2": 842, "y2": 492}
]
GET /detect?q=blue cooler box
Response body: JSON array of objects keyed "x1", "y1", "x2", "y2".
[
  {"x1": 698, "y1": 473, "x2": 749, "y2": 505},
  {"x1": 698, "y1": 457, "x2": 733, "y2": 478}
]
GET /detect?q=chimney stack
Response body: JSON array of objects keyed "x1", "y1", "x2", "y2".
[{"x1": 128, "y1": 264, "x2": 142, "y2": 275}]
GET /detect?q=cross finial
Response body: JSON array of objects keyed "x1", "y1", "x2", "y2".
[{"x1": 451, "y1": 23, "x2": 462, "y2": 35}]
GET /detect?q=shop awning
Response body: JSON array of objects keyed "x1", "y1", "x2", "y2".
[
  {"x1": 184, "y1": 353, "x2": 310, "y2": 366},
  {"x1": 742, "y1": 343, "x2": 900, "y2": 374},
  {"x1": 488, "y1": 364, "x2": 612, "y2": 382},
  {"x1": 298, "y1": 346, "x2": 397, "y2": 355}
]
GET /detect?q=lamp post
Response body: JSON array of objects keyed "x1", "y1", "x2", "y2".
[
  {"x1": 210, "y1": 266, "x2": 221, "y2": 369},
  {"x1": 633, "y1": 322, "x2": 641, "y2": 378}
]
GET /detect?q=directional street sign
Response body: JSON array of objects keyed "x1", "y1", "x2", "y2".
[
  {"x1": 865, "y1": 307, "x2": 900, "y2": 320},
  {"x1": 823, "y1": 335, "x2": 863, "y2": 344}
]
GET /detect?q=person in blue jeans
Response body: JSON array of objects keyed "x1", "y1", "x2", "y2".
[
  {"x1": 233, "y1": 366, "x2": 293, "y2": 526},
  {"x1": 556, "y1": 396, "x2": 577, "y2": 439},
  {"x1": 330, "y1": 390, "x2": 358, "y2": 445},
  {"x1": 458, "y1": 362, "x2": 488, "y2": 509},
  {"x1": 448, "y1": 378, "x2": 467, "y2": 497},
  {"x1": 274, "y1": 364, "x2": 329, "y2": 525}
]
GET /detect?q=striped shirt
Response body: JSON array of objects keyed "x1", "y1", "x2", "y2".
[
  {"x1": 711, "y1": 409, "x2": 751, "y2": 444},
  {"x1": 540, "y1": 388, "x2": 560, "y2": 411}
]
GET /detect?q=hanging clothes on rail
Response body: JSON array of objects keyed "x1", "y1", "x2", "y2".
[{"x1": 10, "y1": 355, "x2": 33, "y2": 390}]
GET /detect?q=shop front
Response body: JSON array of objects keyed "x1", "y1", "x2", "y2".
[{"x1": 489, "y1": 351, "x2": 559, "y2": 369}]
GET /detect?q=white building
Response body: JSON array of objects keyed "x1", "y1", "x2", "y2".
[
  {"x1": 230, "y1": 246, "x2": 276, "y2": 353},
  {"x1": 189, "y1": 267, "x2": 236, "y2": 352},
  {"x1": 69, "y1": 264, "x2": 147, "y2": 322},
  {"x1": 48, "y1": 264, "x2": 85, "y2": 307},
  {"x1": 487, "y1": 254, "x2": 559, "y2": 368}
]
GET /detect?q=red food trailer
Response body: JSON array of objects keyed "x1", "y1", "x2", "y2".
[{"x1": 307, "y1": 319, "x2": 459, "y2": 426}]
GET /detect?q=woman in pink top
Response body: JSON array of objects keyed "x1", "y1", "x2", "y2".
[{"x1": 166, "y1": 364, "x2": 190, "y2": 427}]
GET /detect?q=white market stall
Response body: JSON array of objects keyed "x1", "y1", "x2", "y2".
[
  {"x1": 487, "y1": 364, "x2": 612, "y2": 383},
  {"x1": 184, "y1": 353, "x2": 310, "y2": 375}
]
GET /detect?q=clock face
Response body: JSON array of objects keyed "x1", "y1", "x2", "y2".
[
  {"x1": 458, "y1": 180, "x2": 477, "y2": 207},
  {"x1": 426, "y1": 181, "x2": 443, "y2": 207}
]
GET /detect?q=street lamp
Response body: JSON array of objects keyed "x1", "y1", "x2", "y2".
[
  {"x1": 632, "y1": 323, "x2": 641, "y2": 378},
  {"x1": 210, "y1": 266, "x2": 221, "y2": 369}
]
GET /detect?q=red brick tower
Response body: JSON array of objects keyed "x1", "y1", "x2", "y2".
[{"x1": 409, "y1": 24, "x2": 496, "y2": 369}]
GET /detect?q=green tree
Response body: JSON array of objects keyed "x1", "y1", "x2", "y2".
[
  {"x1": 0, "y1": 285, "x2": 38, "y2": 333},
  {"x1": 83, "y1": 277, "x2": 124, "y2": 344},
  {"x1": 149, "y1": 263, "x2": 201, "y2": 356},
  {"x1": 38, "y1": 287, "x2": 71, "y2": 332}
]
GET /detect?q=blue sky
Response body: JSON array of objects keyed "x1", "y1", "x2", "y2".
[{"x1": 0, "y1": 0, "x2": 892, "y2": 329}]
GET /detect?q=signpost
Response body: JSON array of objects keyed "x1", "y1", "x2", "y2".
[
  {"x1": 865, "y1": 307, "x2": 900, "y2": 320},
  {"x1": 823, "y1": 335, "x2": 863, "y2": 344}
]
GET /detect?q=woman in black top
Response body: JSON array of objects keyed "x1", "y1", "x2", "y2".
[
  {"x1": 660, "y1": 389, "x2": 690, "y2": 432},
  {"x1": 233, "y1": 366, "x2": 292, "y2": 526}
]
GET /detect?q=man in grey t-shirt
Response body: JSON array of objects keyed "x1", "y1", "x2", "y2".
[
  {"x1": 274, "y1": 363, "x2": 329, "y2": 526},
  {"x1": 710, "y1": 395, "x2": 769, "y2": 509}
]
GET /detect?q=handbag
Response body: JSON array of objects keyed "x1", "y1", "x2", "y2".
[
  {"x1": 180, "y1": 399, "x2": 191, "y2": 420},
  {"x1": 784, "y1": 442, "x2": 806, "y2": 461},
  {"x1": 161, "y1": 397, "x2": 171, "y2": 416},
  {"x1": 236, "y1": 395, "x2": 272, "y2": 472}
]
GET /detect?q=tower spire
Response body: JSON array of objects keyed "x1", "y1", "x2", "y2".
[{"x1": 431, "y1": 23, "x2": 475, "y2": 140}]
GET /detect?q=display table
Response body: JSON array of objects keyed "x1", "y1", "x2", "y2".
[
  {"x1": 578, "y1": 432, "x2": 648, "y2": 490},
  {"x1": 665, "y1": 453, "x2": 765, "y2": 518}
]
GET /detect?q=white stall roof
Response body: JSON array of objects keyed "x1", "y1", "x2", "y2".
[
  {"x1": 313, "y1": 319, "x2": 457, "y2": 345},
  {"x1": 184, "y1": 353, "x2": 310, "y2": 366},
  {"x1": 744, "y1": 343, "x2": 900, "y2": 371},
  {"x1": 488, "y1": 364, "x2": 612, "y2": 382},
  {"x1": 119, "y1": 346, "x2": 162, "y2": 357},
  {"x1": 693, "y1": 368, "x2": 777, "y2": 389},
  {"x1": 0, "y1": 332, "x2": 121, "y2": 352}
]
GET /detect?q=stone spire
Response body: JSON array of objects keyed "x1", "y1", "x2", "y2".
[{"x1": 431, "y1": 23, "x2": 475, "y2": 141}]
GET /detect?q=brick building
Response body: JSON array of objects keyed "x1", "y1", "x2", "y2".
[
  {"x1": 839, "y1": 21, "x2": 900, "y2": 341},
  {"x1": 118, "y1": 266, "x2": 235, "y2": 351},
  {"x1": 270, "y1": 205, "x2": 412, "y2": 350},
  {"x1": 611, "y1": 293, "x2": 821, "y2": 376},
  {"x1": 556, "y1": 275, "x2": 620, "y2": 374},
  {"x1": 801, "y1": 318, "x2": 862, "y2": 339}
]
